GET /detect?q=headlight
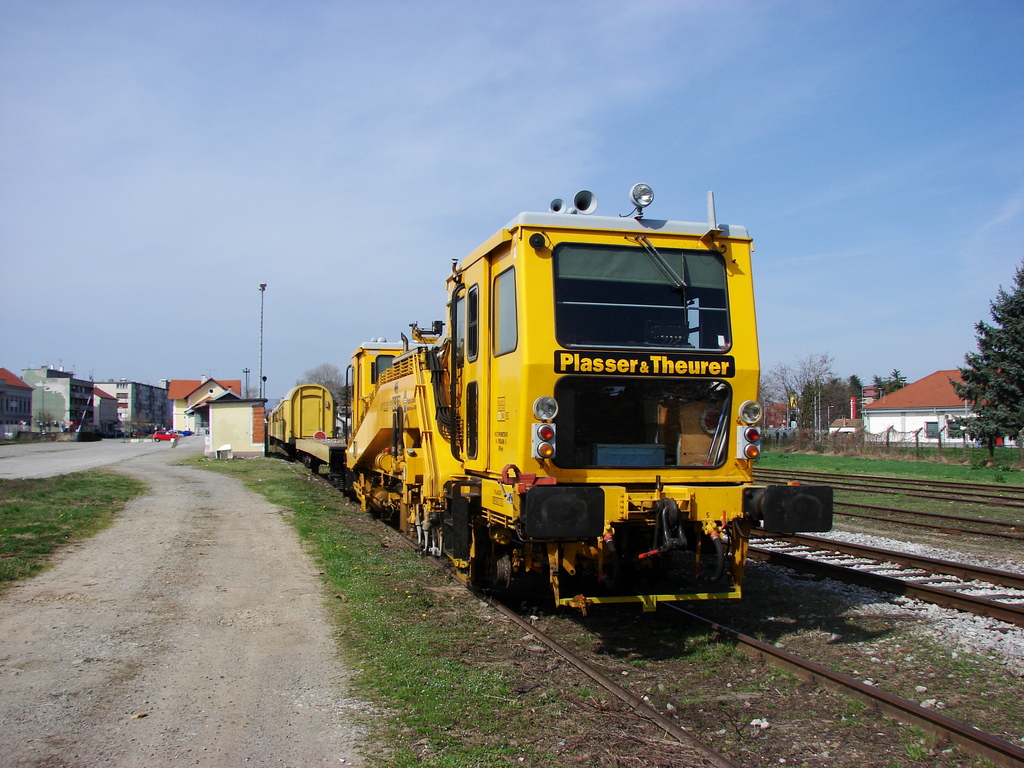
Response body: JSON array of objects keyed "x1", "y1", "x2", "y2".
[
  {"x1": 738, "y1": 400, "x2": 763, "y2": 425},
  {"x1": 630, "y1": 183, "x2": 654, "y2": 209},
  {"x1": 532, "y1": 396, "x2": 558, "y2": 421}
]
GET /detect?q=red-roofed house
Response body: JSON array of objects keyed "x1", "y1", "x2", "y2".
[
  {"x1": 0, "y1": 367, "x2": 33, "y2": 437},
  {"x1": 862, "y1": 370, "x2": 971, "y2": 442},
  {"x1": 167, "y1": 378, "x2": 242, "y2": 434}
]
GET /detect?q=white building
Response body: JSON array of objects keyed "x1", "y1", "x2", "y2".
[
  {"x1": 862, "y1": 369, "x2": 972, "y2": 443},
  {"x1": 95, "y1": 379, "x2": 170, "y2": 434}
]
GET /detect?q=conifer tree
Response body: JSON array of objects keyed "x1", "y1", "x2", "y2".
[{"x1": 953, "y1": 262, "x2": 1024, "y2": 458}]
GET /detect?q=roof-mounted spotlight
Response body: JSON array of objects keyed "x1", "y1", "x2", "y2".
[{"x1": 629, "y1": 183, "x2": 654, "y2": 218}]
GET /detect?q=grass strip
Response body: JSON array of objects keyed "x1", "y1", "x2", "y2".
[
  {"x1": 193, "y1": 457, "x2": 543, "y2": 767},
  {"x1": 757, "y1": 451, "x2": 1024, "y2": 485},
  {"x1": 0, "y1": 470, "x2": 146, "y2": 588}
]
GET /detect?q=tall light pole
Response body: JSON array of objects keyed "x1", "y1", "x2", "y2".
[
  {"x1": 259, "y1": 283, "x2": 267, "y2": 400},
  {"x1": 34, "y1": 383, "x2": 48, "y2": 433}
]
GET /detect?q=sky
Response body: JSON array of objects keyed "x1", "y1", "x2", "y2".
[{"x1": 2, "y1": 0, "x2": 1022, "y2": 401}]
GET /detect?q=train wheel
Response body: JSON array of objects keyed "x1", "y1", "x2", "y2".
[{"x1": 491, "y1": 549, "x2": 512, "y2": 591}]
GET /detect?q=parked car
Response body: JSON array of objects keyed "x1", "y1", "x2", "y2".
[{"x1": 153, "y1": 430, "x2": 179, "y2": 441}]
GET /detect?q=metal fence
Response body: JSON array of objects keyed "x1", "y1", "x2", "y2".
[{"x1": 762, "y1": 427, "x2": 1024, "y2": 466}]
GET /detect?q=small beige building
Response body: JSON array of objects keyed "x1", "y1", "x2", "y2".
[
  {"x1": 189, "y1": 391, "x2": 267, "y2": 458},
  {"x1": 167, "y1": 377, "x2": 242, "y2": 434}
]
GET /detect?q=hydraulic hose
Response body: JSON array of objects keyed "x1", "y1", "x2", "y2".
[{"x1": 707, "y1": 534, "x2": 726, "y2": 583}]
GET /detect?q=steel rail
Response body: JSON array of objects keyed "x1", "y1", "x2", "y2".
[
  {"x1": 777, "y1": 478, "x2": 1024, "y2": 509},
  {"x1": 754, "y1": 532, "x2": 1024, "y2": 591},
  {"x1": 756, "y1": 467, "x2": 1024, "y2": 493},
  {"x1": 834, "y1": 503, "x2": 1024, "y2": 540},
  {"x1": 835, "y1": 499, "x2": 1024, "y2": 532},
  {"x1": 748, "y1": 544, "x2": 1024, "y2": 629},
  {"x1": 756, "y1": 468, "x2": 1024, "y2": 506},
  {"x1": 662, "y1": 604, "x2": 1024, "y2": 768},
  {"x1": 476, "y1": 593, "x2": 741, "y2": 768},
  {"x1": 756, "y1": 469, "x2": 1024, "y2": 538},
  {"x1": 842, "y1": 484, "x2": 1024, "y2": 509}
]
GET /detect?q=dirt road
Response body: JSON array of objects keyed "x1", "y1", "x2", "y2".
[{"x1": 0, "y1": 447, "x2": 369, "y2": 767}]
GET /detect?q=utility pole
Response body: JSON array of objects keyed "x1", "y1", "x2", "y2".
[{"x1": 258, "y1": 283, "x2": 267, "y2": 400}]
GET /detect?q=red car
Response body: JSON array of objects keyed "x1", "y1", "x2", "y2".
[{"x1": 153, "y1": 430, "x2": 180, "y2": 441}]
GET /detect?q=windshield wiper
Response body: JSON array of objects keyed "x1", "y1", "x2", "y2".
[{"x1": 626, "y1": 235, "x2": 688, "y2": 294}]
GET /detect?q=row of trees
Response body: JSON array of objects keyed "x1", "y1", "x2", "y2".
[{"x1": 759, "y1": 354, "x2": 908, "y2": 431}]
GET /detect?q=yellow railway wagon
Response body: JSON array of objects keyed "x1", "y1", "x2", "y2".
[
  {"x1": 346, "y1": 186, "x2": 832, "y2": 612},
  {"x1": 268, "y1": 383, "x2": 335, "y2": 457}
]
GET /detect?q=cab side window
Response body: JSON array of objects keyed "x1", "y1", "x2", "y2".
[
  {"x1": 467, "y1": 285, "x2": 479, "y2": 362},
  {"x1": 492, "y1": 268, "x2": 517, "y2": 356},
  {"x1": 370, "y1": 355, "x2": 394, "y2": 383}
]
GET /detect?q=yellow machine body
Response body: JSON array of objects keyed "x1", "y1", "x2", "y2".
[{"x1": 346, "y1": 203, "x2": 830, "y2": 611}]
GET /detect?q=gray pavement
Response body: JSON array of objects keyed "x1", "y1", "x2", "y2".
[{"x1": 0, "y1": 435, "x2": 202, "y2": 479}]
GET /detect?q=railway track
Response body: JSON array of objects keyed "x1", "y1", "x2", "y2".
[
  {"x1": 833, "y1": 501, "x2": 1024, "y2": 540},
  {"x1": 329, "y1": 470, "x2": 739, "y2": 766},
  {"x1": 487, "y1": 589, "x2": 1024, "y2": 768},
  {"x1": 750, "y1": 532, "x2": 1024, "y2": 628},
  {"x1": 660, "y1": 604, "x2": 1024, "y2": 768},
  {"x1": 490, "y1": 581, "x2": 1024, "y2": 767},
  {"x1": 756, "y1": 467, "x2": 1024, "y2": 540},
  {"x1": 479, "y1": 593, "x2": 741, "y2": 768},
  {"x1": 299, "y1": 469, "x2": 1024, "y2": 766},
  {"x1": 394, "y1": 504, "x2": 1024, "y2": 765},
  {"x1": 757, "y1": 467, "x2": 1024, "y2": 508}
]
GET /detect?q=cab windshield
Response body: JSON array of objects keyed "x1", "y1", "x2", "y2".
[
  {"x1": 552, "y1": 377, "x2": 731, "y2": 469},
  {"x1": 553, "y1": 243, "x2": 730, "y2": 351}
]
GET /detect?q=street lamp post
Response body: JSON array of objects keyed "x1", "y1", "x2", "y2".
[
  {"x1": 34, "y1": 384, "x2": 46, "y2": 434},
  {"x1": 34, "y1": 383, "x2": 56, "y2": 435},
  {"x1": 259, "y1": 283, "x2": 267, "y2": 400}
]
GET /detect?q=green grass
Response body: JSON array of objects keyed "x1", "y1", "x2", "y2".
[
  {"x1": 756, "y1": 451, "x2": 1024, "y2": 486},
  {"x1": 0, "y1": 471, "x2": 146, "y2": 586},
  {"x1": 193, "y1": 457, "x2": 543, "y2": 767}
]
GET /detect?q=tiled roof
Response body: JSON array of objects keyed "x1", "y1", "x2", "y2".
[
  {"x1": 863, "y1": 370, "x2": 966, "y2": 410},
  {"x1": 167, "y1": 379, "x2": 242, "y2": 400},
  {"x1": 0, "y1": 368, "x2": 31, "y2": 389},
  {"x1": 167, "y1": 379, "x2": 202, "y2": 400}
]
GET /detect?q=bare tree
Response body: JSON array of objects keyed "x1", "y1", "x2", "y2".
[
  {"x1": 762, "y1": 353, "x2": 844, "y2": 430},
  {"x1": 760, "y1": 362, "x2": 795, "y2": 406},
  {"x1": 762, "y1": 353, "x2": 834, "y2": 403},
  {"x1": 297, "y1": 363, "x2": 347, "y2": 407}
]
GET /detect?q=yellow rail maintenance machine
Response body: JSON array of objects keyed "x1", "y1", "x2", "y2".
[{"x1": 346, "y1": 185, "x2": 832, "y2": 612}]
